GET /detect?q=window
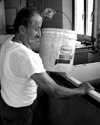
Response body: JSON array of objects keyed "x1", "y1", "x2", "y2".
[{"x1": 74, "y1": 0, "x2": 94, "y2": 36}]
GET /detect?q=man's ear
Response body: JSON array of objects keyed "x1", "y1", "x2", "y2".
[{"x1": 19, "y1": 25, "x2": 26, "y2": 34}]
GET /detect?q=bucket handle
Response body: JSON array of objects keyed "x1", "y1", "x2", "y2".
[{"x1": 55, "y1": 10, "x2": 72, "y2": 27}]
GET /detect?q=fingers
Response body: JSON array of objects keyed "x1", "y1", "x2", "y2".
[
  {"x1": 45, "y1": 8, "x2": 55, "y2": 14},
  {"x1": 79, "y1": 82, "x2": 95, "y2": 94},
  {"x1": 42, "y1": 8, "x2": 56, "y2": 20}
]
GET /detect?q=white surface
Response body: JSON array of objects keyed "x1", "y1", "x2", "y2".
[{"x1": 68, "y1": 62, "x2": 100, "y2": 82}]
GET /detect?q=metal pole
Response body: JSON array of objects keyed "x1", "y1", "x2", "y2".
[{"x1": 92, "y1": 0, "x2": 98, "y2": 39}]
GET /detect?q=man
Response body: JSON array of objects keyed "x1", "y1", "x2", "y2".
[{"x1": 0, "y1": 6, "x2": 94, "y2": 125}]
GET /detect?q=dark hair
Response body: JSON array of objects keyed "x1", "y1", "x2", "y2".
[{"x1": 13, "y1": 6, "x2": 40, "y2": 32}]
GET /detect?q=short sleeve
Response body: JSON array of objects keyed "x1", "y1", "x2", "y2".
[{"x1": 21, "y1": 54, "x2": 46, "y2": 78}]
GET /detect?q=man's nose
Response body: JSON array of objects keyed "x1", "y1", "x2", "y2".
[{"x1": 38, "y1": 29, "x2": 42, "y2": 37}]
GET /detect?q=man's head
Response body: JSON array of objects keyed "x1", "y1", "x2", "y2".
[
  {"x1": 13, "y1": 6, "x2": 43, "y2": 51},
  {"x1": 13, "y1": 6, "x2": 42, "y2": 32}
]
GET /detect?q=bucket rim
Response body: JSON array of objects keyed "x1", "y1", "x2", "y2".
[{"x1": 42, "y1": 28, "x2": 77, "y2": 34}]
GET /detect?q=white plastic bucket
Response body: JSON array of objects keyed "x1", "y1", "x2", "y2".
[{"x1": 39, "y1": 28, "x2": 77, "y2": 72}]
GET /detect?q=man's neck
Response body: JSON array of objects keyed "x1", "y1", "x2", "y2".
[{"x1": 12, "y1": 34, "x2": 31, "y2": 49}]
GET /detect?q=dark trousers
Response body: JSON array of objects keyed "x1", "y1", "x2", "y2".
[{"x1": 0, "y1": 94, "x2": 39, "y2": 125}]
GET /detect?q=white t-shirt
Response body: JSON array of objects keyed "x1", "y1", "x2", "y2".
[{"x1": 0, "y1": 38, "x2": 46, "y2": 107}]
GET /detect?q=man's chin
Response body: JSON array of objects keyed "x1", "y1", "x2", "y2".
[{"x1": 31, "y1": 42, "x2": 40, "y2": 53}]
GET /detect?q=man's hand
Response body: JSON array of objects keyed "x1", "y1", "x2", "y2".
[
  {"x1": 41, "y1": 8, "x2": 56, "y2": 20},
  {"x1": 79, "y1": 82, "x2": 95, "y2": 94}
]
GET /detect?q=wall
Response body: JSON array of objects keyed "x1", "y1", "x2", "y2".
[
  {"x1": 3, "y1": 0, "x2": 73, "y2": 32},
  {"x1": 0, "y1": 0, "x2": 6, "y2": 34},
  {"x1": 41, "y1": 0, "x2": 72, "y2": 29},
  {"x1": 4, "y1": 0, "x2": 26, "y2": 33},
  {"x1": 41, "y1": 0, "x2": 63, "y2": 28},
  {"x1": 3, "y1": 0, "x2": 100, "y2": 32},
  {"x1": 97, "y1": 0, "x2": 100, "y2": 30},
  {"x1": 62, "y1": 0, "x2": 72, "y2": 29}
]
